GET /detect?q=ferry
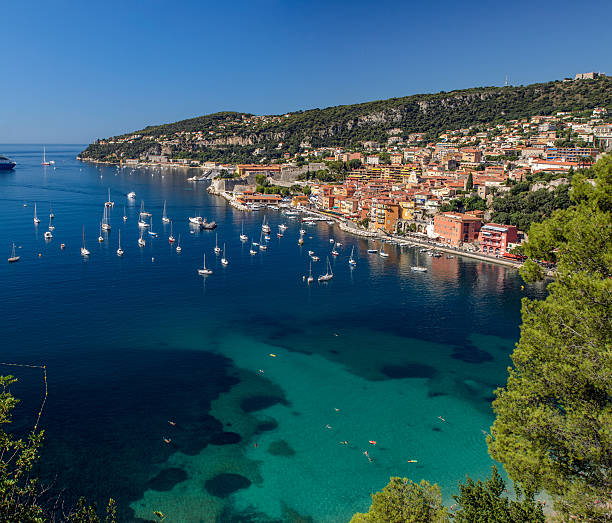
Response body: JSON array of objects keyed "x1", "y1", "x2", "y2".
[{"x1": 0, "y1": 154, "x2": 16, "y2": 170}]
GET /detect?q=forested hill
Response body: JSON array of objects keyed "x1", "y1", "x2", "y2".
[{"x1": 80, "y1": 77, "x2": 612, "y2": 164}]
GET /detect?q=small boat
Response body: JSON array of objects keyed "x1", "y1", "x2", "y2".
[
  {"x1": 176, "y1": 234, "x2": 182, "y2": 253},
  {"x1": 307, "y1": 262, "x2": 314, "y2": 284},
  {"x1": 127, "y1": 191, "x2": 136, "y2": 199},
  {"x1": 310, "y1": 255, "x2": 320, "y2": 262},
  {"x1": 318, "y1": 258, "x2": 333, "y2": 282},
  {"x1": 249, "y1": 248, "x2": 257, "y2": 255},
  {"x1": 305, "y1": 220, "x2": 316, "y2": 226},
  {"x1": 81, "y1": 226, "x2": 90, "y2": 256},
  {"x1": 116, "y1": 230, "x2": 124, "y2": 256},
  {"x1": 162, "y1": 200, "x2": 170, "y2": 223},
  {"x1": 105, "y1": 188, "x2": 114, "y2": 207},
  {"x1": 139, "y1": 201, "x2": 152, "y2": 218},
  {"x1": 336, "y1": 242, "x2": 342, "y2": 247},
  {"x1": 331, "y1": 248, "x2": 339, "y2": 256},
  {"x1": 261, "y1": 216, "x2": 271, "y2": 234},
  {"x1": 221, "y1": 243, "x2": 229, "y2": 266},
  {"x1": 102, "y1": 206, "x2": 111, "y2": 230},
  {"x1": 299, "y1": 229, "x2": 306, "y2": 235},
  {"x1": 367, "y1": 249, "x2": 378, "y2": 254},
  {"x1": 49, "y1": 203, "x2": 54, "y2": 219},
  {"x1": 8, "y1": 243, "x2": 20, "y2": 263},
  {"x1": 432, "y1": 251, "x2": 442, "y2": 258},
  {"x1": 198, "y1": 253, "x2": 213, "y2": 275},
  {"x1": 277, "y1": 232, "x2": 283, "y2": 238},
  {"x1": 240, "y1": 222, "x2": 248, "y2": 241},
  {"x1": 411, "y1": 249, "x2": 427, "y2": 272},
  {"x1": 200, "y1": 219, "x2": 217, "y2": 230},
  {"x1": 298, "y1": 233, "x2": 304, "y2": 246},
  {"x1": 0, "y1": 154, "x2": 16, "y2": 170},
  {"x1": 48, "y1": 216, "x2": 55, "y2": 231},
  {"x1": 41, "y1": 146, "x2": 52, "y2": 166},
  {"x1": 44, "y1": 230, "x2": 52, "y2": 240},
  {"x1": 147, "y1": 217, "x2": 157, "y2": 236},
  {"x1": 33, "y1": 202, "x2": 40, "y2": 224},
  {"x1": 446, "y1": 255, "x2": 455, "y2": 259},
  {"x1": 214, "y1": 233, "x2": 221, "y2": 254},
  {"x1": 329, "y1": 238, "x2": 334, "y2": 243},
  {"x1": 279, "y1": 223, "x2": 287, "y2": 231},
  {"x1": 264, "y1": 235, "x2": 271, "y2": 241},
  {"x1": 308, "y1": 250, "x2": 315, "y2": 256},
  {"x1": 349, "y1": 246, "x2": 357, "y2": 266},
  {"x1": 138, "y1": 230, "x2": 146, "y2": 247},
  {"x1": 123, "y1": 206, "x2": 127, "y2": 221},
  {"x1": 98, "y1": 223, "x2": 104, "y2": 242},
  {"x1": 379, "y1": 244, "x2": 389, "y2": 258},
  {"x1": 168, "y1": 221, "x2": 175, "y2": 243}
]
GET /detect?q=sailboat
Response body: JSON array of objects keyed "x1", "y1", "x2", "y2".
[
  {"x1": 261, "y1": 216, "x2": 271, "y2": 234},
  {"x1": 318, "y1": 257, "x2": 333, "y2": 282},
  {"x1": 176, "y1": 233, "x2": 182, "y2": 253},
  {"x1": 240, "y1": 222, "x2": 248, "y2": 241},
  {"x1": 221, "y1": 243, "x2": 229, "y2": 265},
  {"x1": 33, "y1": 202, "x2": 40, "y2": 224},
  {"x1": 81, "y1": 226, "x2": 90, "y2": 256},
  {"x1": 411, "y1": 249, "x2": 428, "y2": 272},
  {"x1": 198, "y1": 253, "x2": 213, "y2": 275},
  {"x1": 48, "y1": 215, "x2": 55, "y2": 231},
  {"x1": 8, "y1": 243, "x2": 20, "y2": 263},
  {"x1": 123, "y1": 206, "x2": 127, "y2": 221},
  {"x1": 162, "y1": 200, "x2": 170, "y2": 223},
  {"x1": 41, "y1": 146, "x2": 52, "y2": 166},
  {"x1": 168, "y1": 221, "x2": 175, "y2": 243},
  {"x1": 44, "y1": 228, "x2": 52, "y2": 240},
  {"x1": 298, "y1": 230, "x2": 304, "y2": 245},
  {"x1": 331, "y1": 245, "x2": 339, "y2": 256},
  {"x1": 49, "y1": 203, "x2": 54, "y2": 219},
  {"x1": 349, "y1": 246, "x2": 357, "y2": 266},
  {"x1": 139, "y1": 201, "x2": 151, "y2": 218},
  {"x1": 116, "y1": 230, "x2": 124, "y2": 256},
  {"x1": 259, "y1": 231, "x2": 267, "y2": 250},
  {"x1": 101, "y1": 205, "x2": 111, "y2": 230},
  {"x1": 379, "y1": 242, "x2": 389, "y2": 258},
  {"x1": 214, "y1": 233, "x2": 221, "y2": 254},
  {"x1": 127, "y1": 191, "x2": 136, "y2": 199},
  {"x1": 105, "y1": 188, "x2": 114, "y2": 207},
  {"x1": 147, "y1": 216, "x2": 157, "y2": 236},
  {"x1": 307, "y1": 262, "x2": 314, "y2": 284},
  {"x1": 138, "y1": 229, "x2": 146, "y2": 247},
  {"x1": 98, "y1": 223, "x2": 104, "y2": 242}
]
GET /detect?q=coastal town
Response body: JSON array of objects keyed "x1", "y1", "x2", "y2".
[{"x1": 92, "y1": 96, "x2": 611, "y2": 265}]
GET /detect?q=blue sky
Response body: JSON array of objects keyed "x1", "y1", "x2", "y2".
[{"x1": 2, "y1": 0, "x2": 612, "y2": 143}]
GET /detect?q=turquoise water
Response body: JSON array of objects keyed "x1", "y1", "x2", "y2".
[{"x1": 0, "y1": 145, "x2": 542, "y2": 522}]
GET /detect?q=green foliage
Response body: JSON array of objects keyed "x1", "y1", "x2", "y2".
[
  {"x1": 452, "y1": 467, "x2": 544, "y2": 522},
  {"x1": 465, "y1": 172, "x2": 473, "y2": 191},
  {"x1": 488, "y1": 155, "x2": 612, "y2": 520},
  {"x1": 439, "y1": 195, "x2": 486, "y2": 213},
  {"x1": 302, "y1": 185, "x2": 311, "y2": 196},
  {"x1": 80, "y1": 77, "x2": 612, "y2": 165},
  {"x1": 0, "y1": 375, "x2": 117, "y2": 523},
  {"x1": 350, "y1": 478, "x2": 447, "y2": 523},
  {"x1": 378, "y1": 152, "x2": 391, "y2": 165}
]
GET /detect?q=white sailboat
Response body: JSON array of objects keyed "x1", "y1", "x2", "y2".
[
  {"x1": 349, "y1": 246, "x2": 357, "y2": 266},
  {"x1": 261, "y1": 216, "x2": 271, "y2": 234},
  {"x1": 81, "y1": 226, "x2": 90, "y2": 256},
  {"x1": 127, "y1": 191, "x2": 136, "y2": 199},
  {"x1": 148, "y1": 216, "x2": 157, "y2": 236},
  {"x1": 307, "y1": 262, "x2": 314, "y2": 284},
  {"x1": 41, "y1": 146, "x2": 52, "y2": 166},
  {"x1": 240, "y1": 222, "x2": 248, "y2": 241},
  {"x1": 49, "y1": 203, "x2": 54, "y2": 219},
  {"x1": 162, "y1": 200, "x2": 170, "y2": 223},
  {"x1": 221, "y1": 243, "x2": 229, "y2": 265},
  {"x1": 298, "y1": 230, "x2": 304, "y2": 245},
  {"x1": 48, "y1": 215, "x2": 55, "y2": 231},
  {"x1": 259, "y1": 231, "x2": 267, "y2": 250},
  {"x1": 214, "y1": 233, "x2": 221, "y2": 254},
  {"x1": 98, "y1": 223, "x2": 104, "y2": 242},
  {"x1": 33, "y1": 202, "x2": 40, "y2": 224},
  {"x1": 379, "y1": 242, "x2": 389, "y2": 258},
  {"x1": 139, "y1": 201, "x2": 151, "y2": 218},
  {"x1": 176, "y1": 233, "x2": 182, "y2": 253},
  {"x1": 198, "y1": 253, "x2": 213, "y2": 275},
  {"x1": 44, "y1": 229, "x2": 52, "y2": 240},
  {"x1": 168, "y1": 221, "x2": 175, "y2": 243},
  {"x1": 8, "y1": 243, "x2": 20, "y2": 263},
  {"x1": 318, "y1": 257, "x2": 333, "y2": 282},
  {"x1": 102, "y1": 205, "x2": 111, "y2": 230},
  {"x1": 411, "y1": 249, "x2": 428, "y2": 272},
  {"x1": 116, "y1": 230, "x2": 124, "y2": 256},
  {"x1": 123, "y1": 206, "x2": 127, "y2": 222},
  {"x1": 105, "y1": 188, "x2": 114, "y2": 207},
  {"x1": 138, "y1": 229, "x2": 146, "y2": 247}
]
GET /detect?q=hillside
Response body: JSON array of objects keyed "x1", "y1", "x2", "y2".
[{"x1": 79, "y1": 77, "x2": 612, "y2": 164}]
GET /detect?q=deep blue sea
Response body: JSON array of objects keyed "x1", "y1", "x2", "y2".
[{"x1": 0, "y1": 145, "x2": 545, "y2": 522}]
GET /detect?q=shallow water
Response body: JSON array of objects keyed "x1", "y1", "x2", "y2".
[{"x1": 0, "y1": 145, "x2": 542, "y2": 522}]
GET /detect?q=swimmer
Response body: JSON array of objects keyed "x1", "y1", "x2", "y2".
[
  {"x1": 163, "y1": 438, "x2": 171, "y2": 444},
  {"x1": 168, "y1": 421, "x2": 176, "y2": 426}
]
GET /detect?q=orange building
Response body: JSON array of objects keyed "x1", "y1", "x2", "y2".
[{"x1": 434, "y1": 212, "x2": 482, "y2": 246}]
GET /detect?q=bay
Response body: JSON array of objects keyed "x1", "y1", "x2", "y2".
[{"x1": 0, "y1": 145, "x2": 544, "y2": 522}]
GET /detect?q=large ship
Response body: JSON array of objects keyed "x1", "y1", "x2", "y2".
[{"x1": 0, "y1": 154, "x2": 16, "y2": 170}]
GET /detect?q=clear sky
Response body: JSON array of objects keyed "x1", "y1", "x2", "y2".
[{"x1": 2, "y1": 0, "x2": 612, "y2": 144}]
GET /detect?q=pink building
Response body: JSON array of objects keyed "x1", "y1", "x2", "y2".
[{"x1": 478, "y1": 223, "x2": 518, "y2": 255}]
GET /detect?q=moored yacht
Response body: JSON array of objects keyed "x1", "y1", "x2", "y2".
[
  {"x1": 0, "y1": 154, "x2": 16, "y2": 170},
  {"x1": 8, "y1": 243, "x2": 19, "y2": 263}
]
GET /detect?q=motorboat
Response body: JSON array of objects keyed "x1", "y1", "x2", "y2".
[
  {"x1": 0, "y1": 154, "x2": 16, "y2": 170},
  {"x1": 44, "y1": 230, "x2": 52, "y2": 240},
  {"x1": 127, "y1": 191, "x2": 136, "y2": 199}
]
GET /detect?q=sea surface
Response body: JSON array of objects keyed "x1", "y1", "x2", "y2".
[{"x1": 0, "y1": 145, "x2": 544, "y2": 522}]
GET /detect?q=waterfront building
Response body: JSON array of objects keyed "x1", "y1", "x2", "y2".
[
  {"x1": 433, "y1": 212, "x2": 482, "y2": 246},
  {"x1": 479, "y1": 223, "x2": 518, "y2": 255}
]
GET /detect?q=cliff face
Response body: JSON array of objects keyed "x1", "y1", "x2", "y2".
[{"x1": 79, "y1": 77, "x2": 612, "y2": 164}]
